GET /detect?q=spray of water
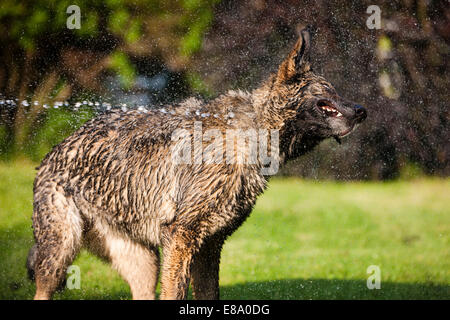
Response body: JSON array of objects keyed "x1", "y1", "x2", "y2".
[{"x1": 0, "y1": 97, "x2": 153, "y2": 114}]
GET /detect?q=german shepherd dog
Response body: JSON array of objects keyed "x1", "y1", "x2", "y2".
[{"x1": 27, "y1": 27, "x2": 366, "y2": 300}]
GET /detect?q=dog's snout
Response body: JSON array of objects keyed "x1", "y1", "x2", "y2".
[{"x1": 354, "y1": 104, "x2": 367, "y2": 122}]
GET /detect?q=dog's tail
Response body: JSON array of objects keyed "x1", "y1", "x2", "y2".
[{"x1": 26, "y1": 244, "x2": 38, "y2": 281}]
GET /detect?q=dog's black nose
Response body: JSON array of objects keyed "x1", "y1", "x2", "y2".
[{"x1": 354, "y1": 104, "x2": 367, "y2": 122}]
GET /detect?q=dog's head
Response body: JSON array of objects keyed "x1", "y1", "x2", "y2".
[{"x1": 274, "y1": 26, "x2": 366, "y2": 147}]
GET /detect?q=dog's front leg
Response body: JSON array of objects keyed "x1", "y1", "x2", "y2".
[
  {"x1": 190, "y1": 234, "x2": 224, "y2": 300},
  {"x1": 160, "y1": 228, "x2": 200, "y2": 300}
]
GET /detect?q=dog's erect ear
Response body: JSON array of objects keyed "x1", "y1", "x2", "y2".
[{"x1": 276, "y1": 26, "x2": 312, "y2": 83}]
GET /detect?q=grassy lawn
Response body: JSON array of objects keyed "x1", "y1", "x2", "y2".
[{"x1": 0, "y1": 160, "x2": 449, "y2": 300}]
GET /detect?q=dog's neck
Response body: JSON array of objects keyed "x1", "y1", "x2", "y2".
[
  {"x1": 251, "y1": 75, "x2": 289, "y2": 130},
  {"x1": 251, "y1": 75, "x2": 324, "y2": 163}
]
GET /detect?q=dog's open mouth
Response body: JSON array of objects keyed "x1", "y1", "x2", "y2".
[{"x1": 318, "y1": 101, "x2": 342, "y2": 118}]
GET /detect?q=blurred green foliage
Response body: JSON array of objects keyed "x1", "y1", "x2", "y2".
[
  {"x1": 0, "y1": 0, "x2": 218, "y2": 84},
  {"x1": 109, "y1": 52, "x2": 137, "y2": 89},
  {"x1": 180, "y1": 0, "x2": 218, "y2": 57},
  {"x1": 399, "y1": 162, "x2": 425, "y2": 181},
  {"x1": 0, "y1": 0, "x2": 220, "y2": 162},
  {"x1": 0, "y1": 125, "x2": 8, "y2": 158},
  {"x1": 26, "y1": 106, "x2": 94, "y2": 162}
]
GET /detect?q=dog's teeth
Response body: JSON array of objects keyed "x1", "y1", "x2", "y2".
[{"x1": 321, "y1": 105, "x2": 342, "y2": 117}]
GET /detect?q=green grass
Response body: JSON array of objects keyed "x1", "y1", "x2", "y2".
[{"x1": 0, "y1": 161, "x2": 449, "y2": 299}]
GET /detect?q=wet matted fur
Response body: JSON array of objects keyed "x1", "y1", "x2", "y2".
[{"x1": 28, "y1": 27, "x2": 367, "y2": 300}]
